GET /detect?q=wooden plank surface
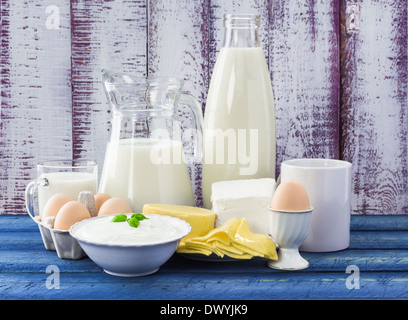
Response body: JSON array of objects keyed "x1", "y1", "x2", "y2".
[
  {"x1": 2, "y1": 271, "x2": 408, "y2": 300},
  {"x1": 4, "y1": 229, "x2": 408, "y2": 251},
  {"x1": 3, "y1": 213, "x2": 407, "y2": 232},
  {"x1": 269, "y1": 0, "x2": 340, "y2": 176},
  {"x1": 340, "y1": 0, "x2": 408, "y2": 214},
  {"x1": 148, "y1": 0, "x2": 209, "y2": 99},
  {"x1": 2, "y1": 246, "x2": 408, "y2": 273},
  {"x1": 1, "y1": 215, "x2": 408, "y2": 300},
  {"x1": 0, "y1": 1, "x2": 73, "y2": 215},
  {"x1": 350, "y1": 214, "x2": 408, "y2": 231}
]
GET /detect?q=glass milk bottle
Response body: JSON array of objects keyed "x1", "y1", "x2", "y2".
[{"x1": 202, "y1": 14, "x2": 276, "y2": 209}]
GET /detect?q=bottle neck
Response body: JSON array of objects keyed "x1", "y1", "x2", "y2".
[{"x1": 222, "y1": 14, "x2": 260, "y2": 48}]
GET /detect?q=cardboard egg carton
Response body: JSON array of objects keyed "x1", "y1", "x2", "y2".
[
  {"x1": 33, "y1": 216, "x2": 87, "y2": 260},
  {"x1": 30, "y1": 190, "x2": 98, "y2": 260}
]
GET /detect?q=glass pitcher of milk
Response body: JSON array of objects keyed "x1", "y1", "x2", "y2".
[
  {"x1": 99, "y1": 70, "x2": 203, "y2": 212},
  {"x1": 202, "y1": 14, "x2": 276, "y2": 209}
]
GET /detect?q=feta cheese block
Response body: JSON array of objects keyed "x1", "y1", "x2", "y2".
[
  {"x1": 142, "y1": 204, "x2": 217, "y2": 246},
  {"x1": 211, "y1": 178, "x2": 276, "y2": 235}
]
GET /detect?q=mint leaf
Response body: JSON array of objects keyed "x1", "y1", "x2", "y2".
[
  {"x1": 112, "y1": 214, "x2": 127, "y2": 222},
  {"x1": 131, "y1": 213, "x2": 148, "y2": 221},
  {"x1": 127, "y1": 217, "x2": 140, "y2": 228}
]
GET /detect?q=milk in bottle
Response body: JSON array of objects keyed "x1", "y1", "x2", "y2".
[{"x1": 202, "y1": 14, "x2": 276, "y2": 209}]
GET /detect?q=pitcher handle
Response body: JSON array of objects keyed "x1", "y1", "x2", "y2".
[
  {"x1": 179, "y1": 93, "x2": 203, "y2": 165},
  {"x1": 25, "y1": 177, "x2": 48, "y2": 221}
]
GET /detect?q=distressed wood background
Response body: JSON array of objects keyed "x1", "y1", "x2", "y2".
[{"x1": 1, "y1": 0, "x2": 407, "y2": 215}]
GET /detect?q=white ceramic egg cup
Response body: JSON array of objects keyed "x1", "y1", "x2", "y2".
[{"x1": 267, "y1": 207, "x2": 313, "y2": 270}]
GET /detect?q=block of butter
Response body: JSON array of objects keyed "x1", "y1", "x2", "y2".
[
  {"x1": 142, "y1": 204, "x2": 217, "y2": 246},
  {"x1": 211, "y1": 178, "x2": 276, "y2": 236}
]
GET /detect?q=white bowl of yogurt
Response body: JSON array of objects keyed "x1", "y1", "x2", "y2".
[{"x1": 69, "y1": 213, "x2": 191, "y2": 277}]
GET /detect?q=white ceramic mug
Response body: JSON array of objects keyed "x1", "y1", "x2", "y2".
[{"x1": 280, "y1": 158, "x2": 352, "y2": 252}]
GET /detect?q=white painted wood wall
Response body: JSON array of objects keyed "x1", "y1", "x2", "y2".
[{"x1": 1, "y1": 0, "x2": 407, "y2": 215}]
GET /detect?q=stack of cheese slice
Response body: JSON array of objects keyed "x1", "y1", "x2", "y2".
[{"x1": 178, "y1": 217, "x2": 278, "y2": 260}]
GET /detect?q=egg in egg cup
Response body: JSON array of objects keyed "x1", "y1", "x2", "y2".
[{"x1": 267, "y1": 179, "x2": 313, "y2": 270}]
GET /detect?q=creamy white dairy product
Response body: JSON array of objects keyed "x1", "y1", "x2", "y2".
[
  {"x1": 211, "y1": 178, "x2": 276, "y2": 235},
  {"x1": 99, "y1": 138, "x2": 196, "y2": 212},
  {"x1": 38, "y1": 172, "x2": 97, "y2": 216},
  {"x1": 202, "y1": 47, "x2": 276, "y2": 209},
  {"x1": 72, "y1": 214, "x2": 189, "y2": 246}
]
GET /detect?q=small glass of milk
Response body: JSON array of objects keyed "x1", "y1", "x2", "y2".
[{"x1": 25, "y1": 160, "x2": 98, "y2": 219}]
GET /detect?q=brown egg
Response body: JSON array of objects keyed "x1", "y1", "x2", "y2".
[
  {"x1": 41, "y1": 193, "x2": 72, "y2": 220},
  {"x1": 270, "y1": 180, "x2": 311, "y2": 211},
  {"x1": 98, "y1": 197, "x2": 132, "y2": 216},
  {"x1": 94, "y1": 193, "x2": 112, "y2": 212},
  {"x1": 54, "y1": 201, "x2": 91, "y2": 230}
]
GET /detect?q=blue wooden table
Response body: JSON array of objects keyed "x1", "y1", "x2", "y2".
[{"x1": 1, "y1": 214, "x2": 407, "y2": 300}]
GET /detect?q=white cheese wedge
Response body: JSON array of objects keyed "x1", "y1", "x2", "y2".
[{"x1": 211, "y1": 178, "x2": 276, "y2": 235}]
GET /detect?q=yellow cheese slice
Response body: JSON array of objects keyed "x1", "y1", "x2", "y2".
[
  {"x1": 214, "y1": 240, "x2": 243, "y2": 255},
  {"x1": 178, "y1": 242, "x2": 213, "y2": 256},
  {"x1": 142, "y1": 204, "x2": 216, "y2": 244},
  {"x1": 191, "y1": 217, "x2": 240, "y2": 245},
  {"x1": 179, "y1": 217, "x2": 277, "y2": 260},
  {"x1": 214, "y1": 241, "x2": 254, "y2": 259},
  {"x1": 234, "y1": 218, "x2": 278, "y2": 260}
]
